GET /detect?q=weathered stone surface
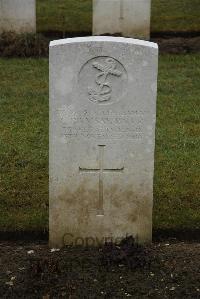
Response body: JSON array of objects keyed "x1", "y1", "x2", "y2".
[
  {"x1": 49, "y1": 36, "x2": 158, "y2": 248},
  {"x1": 93, "y1": 0, "x2": 151, "y2": 40},
  {"x1": 0, "y1": 0, "x2": 36, "y2": 34}
]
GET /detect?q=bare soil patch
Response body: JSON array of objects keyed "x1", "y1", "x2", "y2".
[
  {"x1": 0, "y1": 32, "x2": 200, "y2": 57},
  {"x1": 0, "y1": 239, "x2": 200, "y2": 298},
  {"x1": 153, "y1": 36, "x2": 200, "y2": 54}
]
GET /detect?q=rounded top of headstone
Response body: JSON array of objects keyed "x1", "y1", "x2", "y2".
[{"x1": 49, "y1": 36, "x2": 158, "y2": 50}]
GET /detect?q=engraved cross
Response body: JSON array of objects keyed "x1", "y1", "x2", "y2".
[
  {"x1": 120, "y1": 0, "x2": 124, "y2": 20},
  {"x1": 79, "y1": 145, "x2": 124, "y2": 216}
]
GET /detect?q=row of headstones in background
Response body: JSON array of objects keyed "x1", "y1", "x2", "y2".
[
  {"x1": 0, "y1": 0, "x2": 151, "y2": 40},
  {"x1": 0, "y1": 0, "x2": 36, "y2": 34},
  {"x1": 93, "y1": 0, "x2": 151, "y2": 40},
  {"x1": 49, "y1": 36, "x2": 158, "y2": 247}
]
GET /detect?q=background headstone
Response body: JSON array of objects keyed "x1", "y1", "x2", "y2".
[
  {"x1": 93, "y1": 0, "x2": 151, "y2": 40},
  {"x1": 0, "y1": 0, "x2": 36, "y2": 34},
  {"x1": 49, "y1": 36, "x2": 158, "y2": 248}
]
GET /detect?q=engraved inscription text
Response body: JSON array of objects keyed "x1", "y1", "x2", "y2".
[{"x1": 59, "y1": 109, "x2": 146, "y2": 140}]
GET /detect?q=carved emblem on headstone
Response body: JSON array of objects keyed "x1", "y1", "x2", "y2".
[
  {"x1": 78, "y1": 56, "x2": 127, "y2": 105},
  {"x1": 88, "y1": 58, "x2": 122, "y2": 103}
]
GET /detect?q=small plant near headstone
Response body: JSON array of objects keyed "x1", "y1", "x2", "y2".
[{"x1": 28, "y1": 256, "x2": 61, "y2": 279}]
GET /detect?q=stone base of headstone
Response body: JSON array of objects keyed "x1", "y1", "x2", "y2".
[
  {"x1": 93, "y1": 0, "x2": 151, "y2": 40},
  {"x1": 0, "y1": 0, "x2": 36, "y2": 34}
]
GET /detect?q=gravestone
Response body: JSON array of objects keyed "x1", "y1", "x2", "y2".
[
  {"x1": 0, "y1": 0, "x2": 36, "y2": 34},
  {"x1": 49, "y1": 36, "x2": 158, "y2": 248},
  {"x1": 93, "y1": 0, "x2": 151, "y2": 40}
]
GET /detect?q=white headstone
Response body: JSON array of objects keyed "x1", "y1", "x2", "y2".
[
  {"x1": 49, "y1": 36, "x2": 158, "y2": 248},
  {"x1": 0, "y1": 0, "x2": 36, "y2": 34},
  {"x1": 93, "y1": 0, "x2": 151, "y2": 40}
]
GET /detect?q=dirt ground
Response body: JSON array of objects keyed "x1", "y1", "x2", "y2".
[
  {"x1": 0, "y1": 238, "x2": 200, "y2": 298},
  {"x1": 0, "y1": 33, "x2": 200, "y2": 57},
  {"x1": 153, "y1": 36, "x2": 200, "y2": 54}
]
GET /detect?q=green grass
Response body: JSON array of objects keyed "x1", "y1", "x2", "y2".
[
  {"x1": 37, "y1": 0, "x2": 92, "y2": 34},
  {"x1": 36, "y1": 0, "x2": 200, "y2": 34},
  {"x1": 0, "y1": 55, "x2": 199, "y2": 232},
  {"x1": 151, "y1": 0, "x2": 200, "y2": 32},
  {"x1": 0, "y1": 59, "x2": 48, "y2": 231},
  {"x1": 154, "y1": 54, "x2": 200, "y2": 229}
]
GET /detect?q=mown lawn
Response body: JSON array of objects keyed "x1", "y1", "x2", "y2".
[
  {"x1": 37, "y1": 0, "x2": 92, "y2": 34},
  {"x1": 151, "y1": 0, "x2": 200, "y2": 32},
  {"x1": 0, "y1": 54, "x2": 199, "y2": 232},
  {"x1": 36, "y1": 0, "x2": 200, "y2": 34}
]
